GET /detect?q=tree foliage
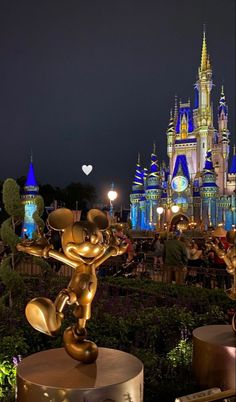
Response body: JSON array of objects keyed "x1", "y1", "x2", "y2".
[
  {"x1": 2, "y1": 179, "x2": 24, "y2": 220},
  {"x1": 0, "y1": 179, "x2": 25, "y2": 309},
  {"x1": 0, "y1": 257, "x2": 25, "y2": 299},
  {"x1": 39, "y1": 181, "x2": 96, "y2": 210},
  {"x1": 33, "y1": 195, "x2": 45, "y2": 234},
  {"x1": 0, "y1": 218, "x2": 20, "y2": 250}
]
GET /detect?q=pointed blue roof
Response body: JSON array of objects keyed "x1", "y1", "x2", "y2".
[
  {"x1": 229, "y1": 150, "x2": 236, "y2": 174},
  {"x1": 218, "y1": 86, "x2": 228, "y2": 117},
  {"x1": 133, "y1": 167, "x2": 143, "y2": 186},
  {"x1": 132, "y1": 156, "x2": 144, "y2": 195},
  {"x1": 172, "y1": 155, "x2": 190, "y2": 181},
  {"x1": 25, "y1": 162, "x2": 38, "y2": 187},
  {"x1": 201, "y1": 150, "x2": 218, "y2": 189},
  {"x1": 176, "y1": 106, "x2": 194, "y2": 134},
  {"x1": 149, "y1": 151, "x2": 159, "y2": 177},
  {"x1": 203, "y1": 150, "x2": 214, "y2": 171}
]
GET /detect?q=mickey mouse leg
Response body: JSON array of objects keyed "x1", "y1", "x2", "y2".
[
  {"x1": 63, "y1": 304, "x2": 98, "y2": 363},
  {"x1": 25, "y1": 289, "x2": 70, "y2": 336}
]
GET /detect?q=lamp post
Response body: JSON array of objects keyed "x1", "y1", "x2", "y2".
[
  {"x1": 156, "y1": 206, "x2": 164, "y2": 231},
  {"x1": 107, "y1": 183, "x2": 118, "y2": 219}
]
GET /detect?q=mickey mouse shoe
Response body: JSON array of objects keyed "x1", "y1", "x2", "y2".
[{"x1": 25, "y1": 297, "x2": 62, "y2": 336}]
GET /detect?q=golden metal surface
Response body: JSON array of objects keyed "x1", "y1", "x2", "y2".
[
  {"x1": 192, "y1": 325, "x2": 236, "y2": 391},
  {"x1": 17, "y1": 347, "x2": 143, "y2": 402},
  {"x1": 17, "y1": 208, "x2": 128, "y2": 363},
  {"x1": 210, "y1": 229, "x2": 236, "y2": 332}
]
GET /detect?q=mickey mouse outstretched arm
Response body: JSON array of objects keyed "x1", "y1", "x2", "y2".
[
  {"x1": 47, "y1": 249, "x2": 82, "y2": 269},
  {"x1": 17, "y1": 241, "x2": 83, "y2": 270},
  {"x1": 93, "y1": 243, "x2": 128, "y2": 269}
]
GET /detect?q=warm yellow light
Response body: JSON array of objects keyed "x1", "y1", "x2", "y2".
[
  {"x1": 156, "y1": 206, "x2": 164, "y2": 215},
  {"x1": 171, "y1": 205, "x2": 180, "y2": 213},
  {"x1": 108, "y1": 190, "x2": 118, "y2": 201}
]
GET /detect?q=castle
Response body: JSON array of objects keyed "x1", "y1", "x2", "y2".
[
  {"x1": 130, "y1": 30, "x2": 236, "y2": 232},
  {"x1": 21, "y1": 155, "x2": 39, "y2": 239}
]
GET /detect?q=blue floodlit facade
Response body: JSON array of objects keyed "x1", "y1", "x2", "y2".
[
  {"x1": 130, "y1": 30, "x2": 236, "y2": 231},
  {"x1": 21, "y1": 158, "x2": 39, "y2": 239}
]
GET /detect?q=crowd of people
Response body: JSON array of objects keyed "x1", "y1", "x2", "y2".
[{"x1": 111, "y1": 226, "x2": 232, "y2": 289}]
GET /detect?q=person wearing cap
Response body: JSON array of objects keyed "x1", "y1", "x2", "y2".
[{"x1": 212, "y1": 227, "x2": 231, "y2": 289}]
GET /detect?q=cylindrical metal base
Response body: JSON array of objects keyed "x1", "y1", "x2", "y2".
[
  {"x1": 193, "y1": 325, "x2": 236, "y2": 390},
  {"x1": 17, "y1": 347, "x2": 143, "y2": 402}
]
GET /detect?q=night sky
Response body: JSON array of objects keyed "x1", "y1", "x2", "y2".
[{"x1": 0, "y1": 0, "x2": 235, "y2": 206}]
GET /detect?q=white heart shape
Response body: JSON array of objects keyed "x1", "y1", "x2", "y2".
[{"x1": 82, "y1": 165, "x2": 93, "y2": 175}]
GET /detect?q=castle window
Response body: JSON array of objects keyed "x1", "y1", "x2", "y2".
[{"x1": 203, "y1": 143, "x2": 205, "y2": 149}]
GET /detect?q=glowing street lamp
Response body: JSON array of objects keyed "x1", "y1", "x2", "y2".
[
  {"x1": 156, "y1": 206, "x2": 164, "y2": 230},
  {"x1": 171, "y1": 205, "x2": 180, "y2": 214},
  {"x1": 107, "y1": 183, "x2": 118, "y2": 217}
]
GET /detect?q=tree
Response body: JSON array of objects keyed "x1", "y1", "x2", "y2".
[
  {"x1": 0, "y1": 179, "x2": 25, "y2": 308},
  {"x1": 33, "y1": 195, "x2": 45, "y2": 235},
  {"x1": 63, "y1": 182, "x2": 96, "y2": 210}
]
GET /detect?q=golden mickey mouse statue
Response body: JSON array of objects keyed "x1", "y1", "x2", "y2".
[
  {"x1": 210, "y1": 228, "x2": 236, "y2": 333},
  {"x1": 17, "y1": 208, "x2": 128, "y2": 363}
]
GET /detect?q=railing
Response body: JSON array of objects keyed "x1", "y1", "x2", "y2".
[
  {"x1": 13, "y1": 256, "x2": 232, "y2": 290},
  {"x1": 15, "y1": 261, "x2": 74, "y2": 277},
  {"x1": 176, "y1": 388, "x2": 236, "y2": 402}
]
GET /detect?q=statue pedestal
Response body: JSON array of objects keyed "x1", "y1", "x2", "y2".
[
  {"x1": 192, "y1": 325, "x2": 236, "y2": 390},
  {"x1": 17, "y1": 347, "x2": 143, "y2": 402}
]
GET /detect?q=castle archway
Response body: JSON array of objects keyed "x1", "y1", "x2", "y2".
[{"x1": 170, "y1": 213, "x2": 189, "y2": 232}]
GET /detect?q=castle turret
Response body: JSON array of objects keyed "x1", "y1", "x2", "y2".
[
  {"x1": 218, "y1": 85, "x2": 228, "y2": 133},
  {"x1": 213, "y1": 85, "x2": 230, "y2": 192},
  {"x1": 21, "y1": 155, "x2": 39, "y2": 239},
  {"x1": 130, "y1": 154, "x2": 145, "y2": 230},
  {"x1": 200, "y1": 150, "x2": 218, "y2": 228},
  {"x1": 195, "y1": 29, "x2": 213, "y2": 172},
  {"x1": 143, "y1": 167, "x2": 148, "y2": 191},
  {"x1": 218, "y1": 86, "x2": 230, "y2": 158},
  {"x1": 227, "y1": 145, "x2": 236, "y2": 196},
  {"x1": 167, "y1": 109, "x2": 175, "y2": 165},
  {"x1": 145, "y1": 144, "x2": 162, "y2": 229}
]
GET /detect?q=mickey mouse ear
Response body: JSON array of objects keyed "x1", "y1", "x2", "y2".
[
  {"x1": 87, "y1": 209, "x2": 109, "y2": 230},
  {"x1": 48, "y1": 208, "x2": 74, "y2": 231}
]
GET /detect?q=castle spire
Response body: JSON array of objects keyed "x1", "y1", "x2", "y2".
[
  {"x1": 137, "y1": 152, "x2": 141, "y2": 165},
  {"x1": 219, "y1": 85, "x2": 226, "y2": 106},
  {"x1": 200, "y1": 27, "x2": 208, "y2": 72},
  {"x1": 153, "y1": 142, "x2": 156, "y2": 155},
  {"x1": 149, "y1": 144, "x2": 158, "y2": 177},
  {"x1": 174, "y1": 95, "x2": 178, "y2": 124},
  {"x1": 25, "y1": 155, "x2": 38, "y2": 188},
  {"x1": 167, "y1": 109, "x2": 174, "y2": 134},
  {"x1": 132, "y1": 156, "x2": 143, "y2": 187},
  {"x1": 218, "y1": 84, "x2": 228, "y2": 117}
]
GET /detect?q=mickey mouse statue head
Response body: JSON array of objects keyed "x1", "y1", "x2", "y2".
[{"x1": 17, "y1": 208, "x2": 128, "y2": 363}]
